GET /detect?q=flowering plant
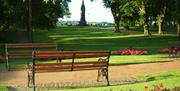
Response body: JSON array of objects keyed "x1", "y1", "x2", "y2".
[
  {"x1": 116, "y1": 48, "x2": 148, "y2": 55},
  {"x1": 159, "y1": 48, "x2": 180, "y2": 54}
]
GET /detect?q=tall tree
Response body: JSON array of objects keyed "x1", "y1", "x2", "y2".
[
  {"x1": 102, "y1": 0, "x2": 120, "y2": 32},
  {"x1": 174, "y1": 0, "x2": 180, "y2": 35},
  {"x1": 139, "y1": 1, "x2": 151, "y2": 36},
  {"x1": 157, "y1": 0, "x2": 169, "y2": 35},
  {"x1": 136, "y1": 0, "x2": 160, "y2": 36},
  {"x1": 0, "y1": 0, "x2": 71, "y2": 42},
  {"x1": 27, "y1": 0, "x2": 32, "y2": 42}
]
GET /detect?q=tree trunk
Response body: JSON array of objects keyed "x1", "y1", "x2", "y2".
[
  {"x1": 114, "y1": 17, "x2": 120, "y2": 32},
  {"x1": 158, "y1": 0, "x2": 168, "y2": 35},
  {"x1": 141, "y1": 3, "x2": 151, "y2": 36},
  {"x1": 27, "y1": 0, "x2": 32, "y2": 42},
  {"x1": 177, "y1": 23, "x2": 180, "y2": 36},
  {"x1": 110, "y1": 5, "x2": 121, "y2": 33},
  {"x1": 144, "y1": 24, "x2": 151, "y2": 36},
  {"x1": 158, "y1": 16, "x2": 164, "y2": 35}
]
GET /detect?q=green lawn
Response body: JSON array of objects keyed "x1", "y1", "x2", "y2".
[
  {"x1": 0, "y1": 26, "x2": 179, "y2": 69},
  {"x1": 0, "y1": 85, "x2": 8, "y2": 91},
  {"x1": 45, "y1": 70, "x2": 180, "y2": 91},
  {"x1": 0, "y1": 26, "x2": 179, "y2": 90},
  {"x1": 1, "y1": 26, "x2": 179, "y2": 53},
  {"x1": 52, "y1": 78, "x2": 180, "y2": 91},
  {"x1": 0, "y1": 54, "x2": 170, "y2": 69},
  {"x1": 32, "y1": 26, "x2": 179, "y2": 53}
]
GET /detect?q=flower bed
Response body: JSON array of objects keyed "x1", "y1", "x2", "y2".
[
  {"x1": 116, "y1": 48, "x2": 148, "y2": 55},
  {"x1": 159, "y1": 48, "x2": 180, "y2": 54}
]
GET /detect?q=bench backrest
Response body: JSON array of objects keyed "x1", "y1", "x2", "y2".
[
  {"x1": 168, "y1": 41, "x2": 180, "y2": 49},
  {"x1": 32, "y1": 51, "x2": 110, "y2": 73},
  {"x1": 6, "y1": 43, "x2": 58, "y2": 59},
  {"x1": 33, "y1": 51, "x2": 110, "y2": 59}
]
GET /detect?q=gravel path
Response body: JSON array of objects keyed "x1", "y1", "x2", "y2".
[{"x1": 0, "y1": 61, "x2": 180, "y2": 91}]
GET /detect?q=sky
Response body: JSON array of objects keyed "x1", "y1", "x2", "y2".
[{"x1": 59, "y1": 0, "x2": 114, "y2": 22}]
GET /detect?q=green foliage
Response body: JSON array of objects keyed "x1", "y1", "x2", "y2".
[
  {"x1": 0, "y1": 0, "x2": 71, "y2": 30},
  {"x1": 173, "y1": 0, "x2": 180, "y2": 23},
  {"x1": 31, "y1": 0, "x2": 71, "y2": 29},
  {"x1": 120, "y1": 0, "x2": 140, "y2": 28}
]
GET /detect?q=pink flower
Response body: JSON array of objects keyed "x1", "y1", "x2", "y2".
[{"x1": 116, "y1": 49, "x2": 148, "y2": 55}]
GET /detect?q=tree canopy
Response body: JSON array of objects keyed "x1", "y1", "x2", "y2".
[{"x1": 0, "y1": 0, "x2": 71, "y2": 31}]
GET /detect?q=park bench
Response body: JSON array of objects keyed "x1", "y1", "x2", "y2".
[
  {"x1": 168, "y1": 41, "x2": 180, "y2": 60},
  {"x1": 27, "y1": 50, "x2": 111, "y2": 90},
  {"x1": 5, "y1": 43, "x2": 58, "y2": 70}
]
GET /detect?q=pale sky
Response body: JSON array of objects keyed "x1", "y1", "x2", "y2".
[{"x1": 59, "y1": 0, "x2": 114, "y2": 22}]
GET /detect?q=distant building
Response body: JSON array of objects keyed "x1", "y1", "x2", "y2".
[{"x1": 79, "y1": 0, "x2": 87, "y2": 26}]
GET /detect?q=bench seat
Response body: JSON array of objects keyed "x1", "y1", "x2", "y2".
[{"x1": 28, "y1": 50, "x2": 110, "y2": 90}]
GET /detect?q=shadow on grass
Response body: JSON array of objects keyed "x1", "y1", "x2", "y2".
[{"x1": 146, "y1": 74, "x2": 180, "y2": 82}]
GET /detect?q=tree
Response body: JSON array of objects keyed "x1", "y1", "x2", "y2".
[
  {"x1": 120, "y1": 0, "x2": 139, "y2": 31},
  {"x1": 157, "y1": 0, "x2": 169, "y2": 35},
  {"x1": 32, "y1": 0, "x2": 70, "y2": 29},
  {"x1": 136, "y1": 0, "x2": 161, "y2": 36},
  {"x1": 0, "y1": 0, "x2": 9, "y2": 31},
  {"x1": 141, "y1": 1, "x2": 151, "y2": 36},
  {"x1": 173, "y1": 0, "x2": 180, "y2": 35},
  {"x1": 102, "y1": 0, "x2": 122, "y2": 32},
  {"x1": 0, "y1": 0, "x2": 71, "y2": 42}
]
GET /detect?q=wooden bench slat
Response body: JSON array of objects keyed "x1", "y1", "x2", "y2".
[
  {"x1": 5, "y1": 43, "x2": 58, "y2": 70},
  {"x1": 33, "y1": 51, "x2": 109, "y2": 60},
  {"x1": 73, "y1": 67, "x2": 106, "y2": 71},
  {"x1": 9, "y1": 56, "x2": 32, "y2": 59},
  {"x1": 34, "y1": 62, "x2": 107, "y2": 73},
  {"x1": 35, "y1": 66, "x2": 72, "y2": 70},
  {"x1": 35, "y1": 62, "x2": 72, "y2": 66},
  {"x1": 34, "y1": 66, "x2": 106, "y2": 73},
  {"x1": 75, "y1": 54, "x2": 109, "y2": 58},
  {"x1": 35, "y1": 69, "x2": 72, "y2": 73},
  {"x1": 34, "y1": 55, "x2": 74, "y2": 59},
  {"x1": 6, "y1": 43, "x2": 57, "y2": 48},
  {"x1": 35, "y1": 62, "x2": 107, "y2": 68},
  {"x1": 34, "y1": 61, "x2": 107, "y2": 66},
  {"x1": 74, "y1": 61, "x2": 107, "y2": 64}
]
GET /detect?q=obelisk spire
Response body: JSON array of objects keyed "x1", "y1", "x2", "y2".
[{"x1": 79, "y1": 0, "x2": 87, "y2": 26}]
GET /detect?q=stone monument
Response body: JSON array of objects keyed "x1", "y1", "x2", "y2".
[{"x1": 79, "y1": 0, "x2": 87, "y2": 26}]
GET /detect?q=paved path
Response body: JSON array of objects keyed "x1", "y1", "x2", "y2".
[{"x1": 0, "y1": 61, "x2": 180, "y2": 91}]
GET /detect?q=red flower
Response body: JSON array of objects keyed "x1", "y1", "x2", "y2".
[
  {"x1": 159, "y1": 48, "x2": 173, "y2": 53},
  {"x1": 159, "y1": 83, "x2": 164, "y2": 88},
  {"x1": 144, "y1": 86, "x2": 148, "y2": 90},
  {"x1": 116, "y1": 49, "x2": 148, "y2": 55},
  {"x1": 156, "y1": 86, "x2": 160, "y2": 91},
  {"x1": 120, "y1": 89, "x2": 123, "y2": 91}
]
